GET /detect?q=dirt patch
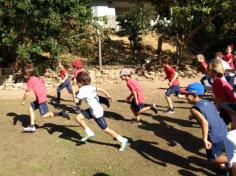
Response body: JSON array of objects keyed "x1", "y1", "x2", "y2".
[{"x1": 0, "y1": 77, "x2": 215, "y2": 176}]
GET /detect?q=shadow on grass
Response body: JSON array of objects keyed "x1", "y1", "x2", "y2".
[
  {"x1": 104, "y1": 111, "x2": 131, "y2": 122},
  {"x1": 93, "y1": 173, "x2": 110, "y2": 176},
  {"x1": 40, "y1": 123, "x2": 121, "y2": 150},
  {"x1": 127, "y1": 137, "x2": 214, "y2": 175},
  {"x1": 40, "y1": 123, "x2": 82, "y2": 143},
  {"x1": 7, "y1": 112, "x2": 30, "y2": 127},
  {"x1": 139, "y1": 117, "x2": 204, "y2": 158}
]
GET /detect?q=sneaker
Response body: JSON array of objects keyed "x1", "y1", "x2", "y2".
[
  {"x1": 164, "y1": 108, "x2": 175, "y2": 114},
  {"x1": 151, "y1": 103, "x2": 158, "y2": 114},
  {"x1": 52, "y1": 99, "x2": 60, "y2": 105},
  {"x1": 80, "y1": 134, "x2": 95, "y2": 142},
  {"x1": 119, "y1": 138, "x2": 128, "y2": 152},
  {"x1": 130, "y1": 119, "x2": 142, "y2": 125},
  {"x1": 23, "y1": 125, "x2": 36, "y2": 132},
  {"x1": 58, "y1": 110, "x2": 70, "y2": 120}
]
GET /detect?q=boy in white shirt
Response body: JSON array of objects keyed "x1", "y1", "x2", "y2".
[{"x1": 74, "y1": 71, "x2": 128, "y2": 152}]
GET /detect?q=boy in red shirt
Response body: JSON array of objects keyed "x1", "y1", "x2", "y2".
[
  {"x1": 22, "y1": 64, "x2": 69, "y2": 132},
  {"x1": 196, "y1": 54, "x2": 212, "y2": 90},
  {"x1": 120, "y1": 68, "x2": 157, "y2": 125},
  {"x1": 162, "y1": 56, "x2": 184, "y2": 114},
  {"x1": 52, "y1": 61, "x2": 73, "y2": 104},
  {"x1": 224, "y1": 45, "x2": 235, "y2": 87}
]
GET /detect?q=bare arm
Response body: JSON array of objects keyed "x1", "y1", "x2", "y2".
[
  {"x1": 127, "y1": 93, "x2": 133, "y2": 101},
  {"x1": 132, "y1": 91, "x2": 139, "y2": 104},
  {"x1": 169, "y1": 71, "x2": 178, "y2": 86},
  {"x1": 22, "y1": 91, "x2": 30, "y2": 105},
  {"x1": 215, "y1": 97, "x2": 224, "y2": 110},
  {"x1": 190, "y1": 108, "x2": 212, "y2": 149}
]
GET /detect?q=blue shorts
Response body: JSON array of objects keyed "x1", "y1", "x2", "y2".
[
  {"x1": 206, "y1": 139, "x2": 225, "y2": 161},
  {"x1": 80, "y1": 109, "x2": 107, "y2": 129},
  {"x1": 166, "y1": 85, "x2": 180, "y2": 97},
  {"x1": 31, "y1": 101, "x2": 49, "y2": 116},
  {"x1": 131, "y1": 99, "x2": 145, "y2": 113}
]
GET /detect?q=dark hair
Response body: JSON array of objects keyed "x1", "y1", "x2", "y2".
[
  {"x1": 23, "y1": 64, "x2": 36, "y2": 77},
  {"x1": 76, "y1": 71, "x2": 91, "y2": 85},
  {"x1": 161, "y1": 55, "x2": 171, "y2": 65}
]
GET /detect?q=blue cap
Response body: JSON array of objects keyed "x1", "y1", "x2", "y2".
[{"x1": 180, "y1": 83, "x2": 204, "y2": 96}]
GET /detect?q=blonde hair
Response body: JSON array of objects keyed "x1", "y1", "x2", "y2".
[
  {"x1": 196, "y1": 54, "x2": 205, "y2": 62},
  {"x1": 208, "y1": 60, "x2": 225, "y2": 77}
]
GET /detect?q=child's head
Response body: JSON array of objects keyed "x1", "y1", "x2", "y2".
[
  {"x1": 161, "y1": 55, "x2": 171, "y2": 67},
  {"x1": 76, "y1": 71, "x2": 91, "y2": 86},
  {"x1": 58, "y1": 61, "x2": 68, "y2": 70},
  {"x1": 208, "y1": 60, "x2": 225, "y2": 78},
  {"x1": 72, "y1": 59, "x2": 82, "y2": 69},
  {"x1": 119, "y1": 68, "x2": 131, "y2": 80},
  {"x1": 196, "y1": 54, "x2": 205, "y2": 62},
  {"x1": 215, "y1": 51, "x2": 224, "y2": 60},
  {"x1": 226, "y1": 45, "x2": 233, "y2": 54},
  {"x1": 180, "y1": 83, "x2": 204, "y2": 104},
  {"x1": 23, "y1": 64, "x2": 35, "y2": 80}
]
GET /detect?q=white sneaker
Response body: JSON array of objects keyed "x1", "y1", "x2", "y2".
[
  {"x1": 23, "y1": 125, "x2": 36, "y2": 132},
  {"x1": 119, "y1": 138, "x2": 128, "y2": 152},
  {"x1": 80, "y1": 134, "x2": 95, "y2": 142}
]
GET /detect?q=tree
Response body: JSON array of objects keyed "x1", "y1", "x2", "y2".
[
  {"x1": 0, "y1": 0, "x2": 93, "y2": 70},
  {"x1": 152, "y1": 0, "x2": 236, "y2": 64},
  {"x1": 116, "y1": 1, "x2": 156, "y2": 57}
]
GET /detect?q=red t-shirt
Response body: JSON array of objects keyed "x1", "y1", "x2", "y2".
[
  {"x1": 26, "y1": 76, "x2": 47, "y2": 103},
  {"x1": 60, "y1": 68, "x2": 68, "y2": 80},
  {"x1": 212, "y1": 77, "x2": 236, "y2": 103},
  {"x1": 199, "y1": 61, "x2": 208, "y2": 74},
  {"x1": 127, "y1": 78, "x2": 145, "y2": 104},
  {"x1": 224, "y1": 53, "x2": 235, "y2": 69},
  {"x1": 164, "y1": 65, "x2": 180, "y2": 86},
  {"x1": 73, "y1": 68, "x2": 83, "y2": 78}
]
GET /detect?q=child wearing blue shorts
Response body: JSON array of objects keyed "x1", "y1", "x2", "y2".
[
  {"x1": 74, "y1": 71, "x2": 128, "y2": 152},
  {"x1": 181, "y1": 83, "x2": 229, "y2": 174},
  {"x1": 22, "y1": 64, "x2": 69, "y2": 132}
]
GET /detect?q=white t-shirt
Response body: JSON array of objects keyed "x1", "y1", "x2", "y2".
[
  {"x1": 76, "y1": 85, "x2": 103, "y2": 118},
  {"x1": 224, "y1": 130, "x2": 236, "y2": 168},
  {"x1": 221, "y1": 60, "x2": 235, "y2": 77}
]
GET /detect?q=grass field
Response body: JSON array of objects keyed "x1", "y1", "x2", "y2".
[{"x1": 0, "y1": 78, "x2": 216, "y2": 176}]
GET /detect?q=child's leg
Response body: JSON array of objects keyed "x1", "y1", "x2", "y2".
[
  {"x1": 165, "y1": 96, "x2": 173, "y2": 109},
  {"x1": 75, "y1": 112, "x2": 95, "y2": 141},
  {"x1": 138, "y1": 103, "x2": 157, "y2": 114},
  {"x1": 213, "y1": 154, "x2": 228, "y2": 165},
  {"x1": 94, "y1": 117, "x2": 128, "y2": 151},
  {"x1": 65, "y1": 79, "x2": 73, "y2": 94},
  {"x1": 130, "y1": 101, "x2": 141, "y2": 123},
  {"x1": 29, "y1": 106, "x2": 35, "y2": 125}
]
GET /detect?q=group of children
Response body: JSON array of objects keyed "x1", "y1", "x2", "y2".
[{"x1": 20, "y1": 49, "x2": 236, "y2": 175}]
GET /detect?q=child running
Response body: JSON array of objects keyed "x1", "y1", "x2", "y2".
[
  {"x1": 74, "y1": 71, "x2": 128, "y2": 151},
  {"x1": 22, "y1": 64, "x2": 69, "y2": 132},
  {"x1": 181, "y1": 83, "x2": 229, "y2": 175},
  {"x1": 224, "y1": 45, "x2": 235, "y2": 87},
  {"x1": 196, "y1": 54, "x2": 212, "y2": 91},
  {"x1": 52, "y1": 61, "x2": 73, "y2": 104},
  {"x1": 162, "y1": 56, "x2": 184, "y2": 114},
  {"x1": 71, "y1": 59, "x2": 84, "y2": 101},
  {"x1": 120, "y1": 68, "x2": 157, "y2": 125},
  {"x1": 208, "y1": 60, "x2": 236, "y2": 129}
]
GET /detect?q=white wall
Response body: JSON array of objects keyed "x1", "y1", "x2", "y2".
[{"x1": 91, "y1": 6, "x2": 116, "y2": 17}]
